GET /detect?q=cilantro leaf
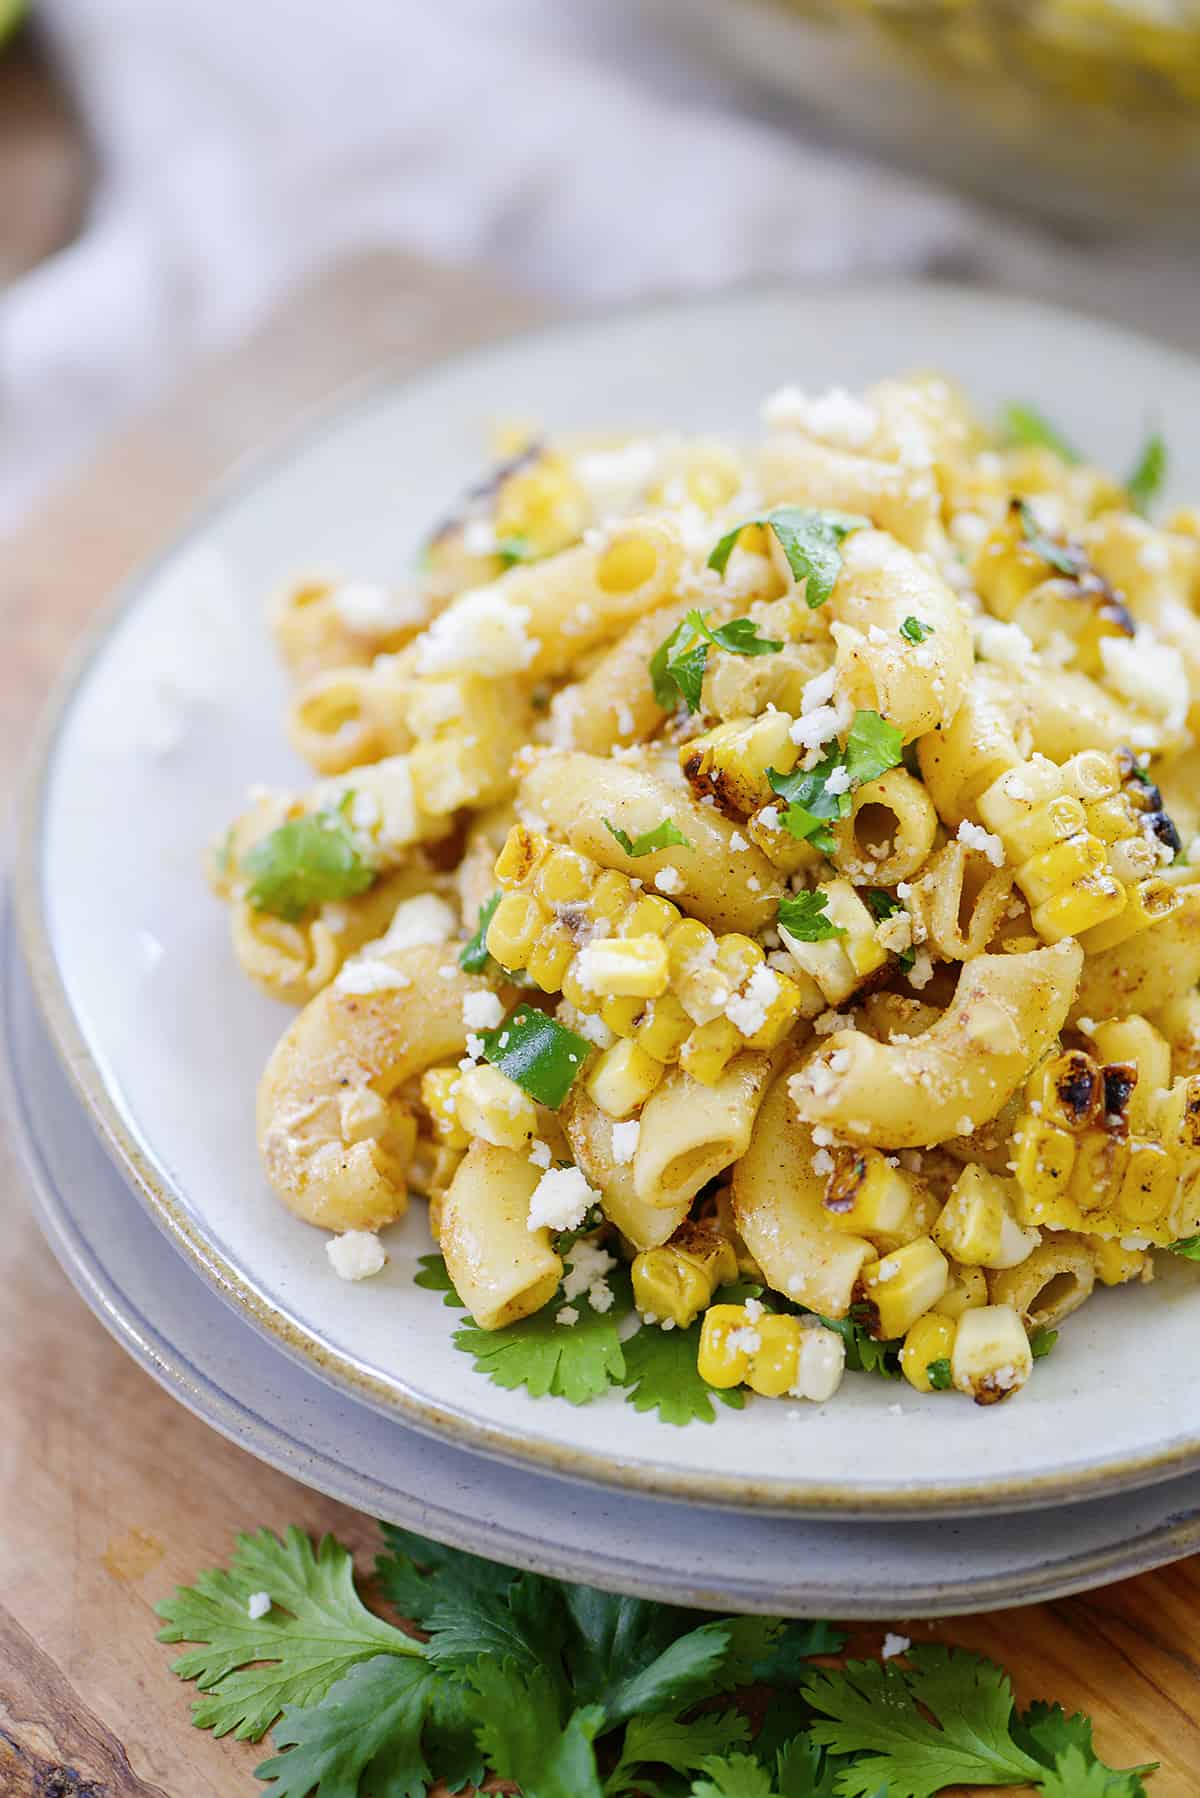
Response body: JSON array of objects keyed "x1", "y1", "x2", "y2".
[
  {"x1": 156, "y1": 1527, "x2": 418, "y2": 1741},
  {"x1": 1030, "y1": 1326, "x2": 1059, "y2": 1359},
  {"x1": 1126, "y1": 433, "x2": 1167, "y2": 515},
  {"x1": 242, "y1": 807, "x2": 376, "y2": 922},
  {"x1": 423, "y1": 1680, "x2": 488, "y2": 1795},
  {"x1": 1169, "y1": 1234, "x2": 1200, "y2": 1259},
  {"x1": 999, "y1": 403, "x2": 1081, "y2": 463},
  {"x1": 480, "y1": 1005, "x2": 592, "y2": 1109},
  {"x1": 752, "y1": 1620, "x2": 848, "y2": 1686},
  {"x1": 605, "y1": 816, "x2": 693, "y2": 857},
  {"x1": 777, "y1": 891, "x2": 845, "y2": 944},
  {"x1": 690, "y1": 1751, "x2": 776, "y2": 1797},
  {"x1": 453, "y1": 1274, "x2": 631, "y2": 1405},
  {"x1": 563, "y1": 1585, "x2": 737, "y2": 1727},
  {"x1": 774, "y1": 1734, "x2": 847, "y2": 1798},
  {"x1": 1037, "y1": 1745, "x2": 1150, "y2": 1797},
  {"x1": 767, "y1": 750, "x2": 850, "y2": 855},
  {"x1": 607, "y1": 1708, "x2": 750, "y2": 1794},
  {"x1": 467, "y1": 1659, "x2": 606, "y2": 1798},
  {"x1": 459, "y1": 892, "x2": 501, "y2": 973},
  {"x1": 925, "y1": 1357, "x2": 954, "y2": 1390},
  {"x1": 1013, "y1": 1698, "x2": 1156, "y2": 1795},
  {"x1": 255, "y1": 1655, "x2": 435, "y2": 1797},
  {"x1": 649, "y1": 614, "x2": 712, "y2": 714},
  {"x1": 423, "y1": 1570, "x2": 565, "y2": 1685},
  {"x1": 374, "y1": 1524, "x2": 517, "y2": 1628},
  {"x1": 702, "y1": 616, "x2": 785, "y2": 656},
  {"x1": 801, "y1": 1645, "x2": 1045, "y2": 1797},
  {"x1": 863, "y1": 888, "x2": 903, "y2": 923},
  {"x1": 708, "y1": 509, "x2": 868, "y2": 608},
  {"x1": 1017, "y1": 499, "x2": 1087, "y2": 578},
  {"x1": 899, "y1": 616, "x2": 934, "y2": 645},
  {"x1": 413, "y1": 1252, "x2": 466, "y2": 1309},
  {"x1": 844, "y1": 709, "x2": 904, "y2": 787},
  {"x1": 809, "y1": 1307, "x2": 901, "y2": 1379},
  {"x1": 497, "y1": 533, "x2": 531, "y2": 567},
  {"x1": 622, "y1": 1316, "x2": 746, "y2": 1426}
]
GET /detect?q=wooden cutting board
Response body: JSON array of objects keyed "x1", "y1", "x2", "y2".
[{"x1": 2, "y1": 254, "x2": 1199, "y2": 1797}]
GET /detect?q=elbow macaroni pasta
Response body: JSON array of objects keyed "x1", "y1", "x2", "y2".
[{"x1": 217, "y1": 370, "x2": 1200, "y2": 1409}]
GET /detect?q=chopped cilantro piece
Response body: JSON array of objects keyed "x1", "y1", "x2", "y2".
[
  {"x1": 604, "y1": 816, "x2": 692, "y2": 857},
  {"x1": 899, "y1": 615, "x2": 934, "y2": 644},
  {"x1": 1126, "y1": 432, "x2": 1167, "y2": 515},
  {"x1": 863, "y1": 888, "x2": 903, "y2": 922},
  {"x1": 999, "y1": 403, "x2": 1081, "y2": 464},
  {"x1": 925, "y1": 1357, "x2": 954, "y2": 1391},
  {"x1": 622, "y1": 1316, "x2": 746, "y2": 1427},
  {"x1": 649, "y1": 608, "x2": 782, "y2": 715},
  {"x1": 459, "y1": 892, "x2": 502, "y2": 973},
  {"x1": 777, "y1": 890, "x2": 845, "y2": 943},
  {"x1": 1169, "y1": 1234, "x2": 1200, "y2": 1259},
  {"x1": 844, "y1": 709, "x2": 905, "y2": 786},
  {"x1": 496, "y1": 533, "x2": 531, "y2": 566},
  {"x1": 255, "y1": 1656, "x2": 437, "y2": 1796},
  {"x1": 1030, "y1": 1327, "x2": 1059, "y2": 1359},
  {"x1": 480, "y1": 1007, "x2": 592, "y2": 1109},
  {"x1": 766, "y1": 750, "x2": 850, "y2": 856},
  {"x1": 708, "y1": 507, "x2": 868, "y2": 608},
  {"x1": 242, "y1": 805, "x2": 376, "y2": 922},
  {"x1": 696, "y1": 614, "x2": 784, "y2": 657},
  {"x1": 413, "y1": 1252, "x2": 467, "y2": 1309},
  {"x1": 454, "y1": 1274, "x2": 631, "y2": 1406},
  {"x1": 1017, "y1": 500, "x2": 1086, "y2": 578},
  {"x1": 811, "y1": 1306, "x2": 901, "y2": 1379}
]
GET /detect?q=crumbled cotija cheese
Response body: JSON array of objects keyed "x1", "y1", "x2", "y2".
[
  {"x1": 956, "y1": 819, "x2": 1005, "y2": 867},
  {"x1": 527, "y1": 1166, "x2": 597, "y2": 1234},
  {"x1": 725, "y1": 965, "x2": 780, "y2": 1037},
  {"x1": 416, "y1": 589, "x2": 539, "y2": 676},
  {"x1": 654, "y1": 866, "x2": 684, "y2": 895},
  {"x1": 760, "y1": 384, "x2": 877, "y2": 449},
  {"x1": 462, "y1": 989, "x2": 504, "y2": 1031},
  {"x1": 562, "y1": 1237, "x2": 618, "y2": 1309},
  {"x1": 973, "y1": 616, "x2": 1034, "y2": 668},
  {"x1": 326, "y1": 1231, "x2": 387, "y2": 1281},
  {"x1": 246, "y1": 1591, "x2": 272, "y2": 1620},
  {"x1": 881, "y1": 1632, "x2": 911, "y2": 1660},
  {"x1": 335, "y1": 960, "x2": 412, "y2": 995},
  {"x1": 610, "y1": 1120, "x2": 640, "y2": 1164},
  {"x1": 332, "y1": 580, "x2": 428, "y2": 635},
  {"x1": 528, "y1": 1139, "x2": 553, "y2": 1170},
  {"x1": 1100, "y1": 631, "x2": 1189, "y2": 732}
]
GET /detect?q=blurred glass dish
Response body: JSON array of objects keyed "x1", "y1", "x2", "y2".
[{"x1": 646, "y1": 0, "x2": 1200, "y2": 233}]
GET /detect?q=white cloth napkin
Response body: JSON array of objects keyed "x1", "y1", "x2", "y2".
[{"x1": 2, "y1": 0, "x2": 1197, "y2": 533}]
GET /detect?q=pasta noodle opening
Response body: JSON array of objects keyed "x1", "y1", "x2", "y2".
[{"x1": 597, "y1": 536, "x2": 660, "y2": 593}]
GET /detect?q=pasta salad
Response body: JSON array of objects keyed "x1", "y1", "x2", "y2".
[{"x1": 211, "y1": 377, "x2": 1200, "y2": 1416}]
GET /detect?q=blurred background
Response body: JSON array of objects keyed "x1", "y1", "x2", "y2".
[{"x1": 3, "y1": 0, "x2": 1199, "y2": 537}]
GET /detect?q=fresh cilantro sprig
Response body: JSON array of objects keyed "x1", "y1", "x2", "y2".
[
  {"x1": 242, "y1": 803, "x2": 376, "y2": 921},
  {"x1": 479, "y1": 1006, "x2": 592, "y2": 1109},
  {"x1": 458, "y1": 892, "x2": 501, "y2": 973},
  {"x1": 161, "y1": 1523, "x2": 1157, "y2": 1797},
  {"x1": 453, "y1": 1273, "x2": 632, "y2": 1406},
  {"x1": 766, "y1": 709, "x2": 903, "y2": 855},
  {"x1": 650, "y1": 608, "x2": 783, "y2": 714},
  {"x1": 1126, "y1": 433, "x2": 1167, "y2": 515},
  {"x1": 708, "y1": 507, "x2": 868, "y2": 608},
  {"x1": 622, "y1": 1311, "x2": 747, "y2": 1427},
  {"x1": 999, "y1": 403, "x2": 1081, "y2": 464},
  {"x1": 1169, "y1": 1235, "x2": 1200, "y2": 1259},
  {"x1": 777, "y1": 890, "x2": 845, "y2": 944},
  {"x1": 605, "y1": 816, "x2": 693, "y2": 857}
]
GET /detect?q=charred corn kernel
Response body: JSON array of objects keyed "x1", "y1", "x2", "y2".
[
  {"x1": 586, "y1": 1038, "x2": 664, "y2": 1118},
  {"x1": 859, "y1": 1237, "x2": 949, "y2": 1340},
  {"x1": 1106, "y1": 837, "x2": 1160, "y2": 884},
  {"x1": 574, "y1": 936, "x2": 670, "y2": 999},
  {"x1": 1032, "y1": 873, "x2": 1126, "y2": 943},
  {"x1": 1085, "y1": 794, "x2": 1135, "y2": 843},
  {"x1": 1001, "y1": 794, "x2": 1087, "y2": 864},
  {"x1": 680, "y1": 713, "x2": 798, "y2": 816},
  {"x1": 632, "y1": 1222, "x2": 739, "y2": 1328},
  {"x1": 697, "y1": 1303, "x2": 757, "y2": 1388},
  {"x1": 421, "y1": 1066, "x2": 470, "y2": 1150},
  {"x1": 900, "y1": 1313, "x2": 958, "y2": 1393},
  {"x1": 1014, "y1": 1028, "x2": 1200, "y2": 1243},
  {"x1": 490, "y1": 824, "x2": 806, "y2": 1079},
  {"x1": 1019, "y1": 832, "x2": 1106, "y2": 907},
  {"x1": 931, "y1": 1262, "x2": 989, "y2": 1319},
  {"x1": 933, "y1": 1166, "x2": 1041, "y2": 1270},
  {"x1": 1078, "y1": 877, "x2": 1181, "y2": 952},
  {"x1": 1089, "y1": 1236, "x2": 1154, "y2": 1286},
  {"x1": 745, "y1": 1314, "x2": 804, "y2": 1397},
  {"x1": 823, "y1": 1148, "x2": 915, "y2": 1240},
  {"x1": 780, "y1": 878, "x2": 889, "y2": 1006},
  {"x1": 455, "y1": 1064, "x2": 538, "y2": 1150},
  {"x1": 951, "y1": 1304, "x2": 1033, "y2": 1404}
]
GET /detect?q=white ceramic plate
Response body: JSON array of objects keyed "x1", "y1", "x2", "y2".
[
  {"x1": 18, "y1": 284, "x2": 1200, "y2": 1516},
  {"x1": 11, "y1": 906, "x2": 1200, "y2": 1613}
]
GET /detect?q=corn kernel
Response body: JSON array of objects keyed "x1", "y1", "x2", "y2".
[
  {"x1": 745, "y1": 1314, "x2": 802, "y2": 1397},
  {"x1": 631, "y1": 1222, "x2": 739, "y2": 1329},
  {"x1": 586, "y1": 1039, "x2": 664, "y2": 1118},
  {"x1": 679, "y1": 1016, "x2": 743, "y2": 1084},
  {"x1": 951, "y1": 1304, "x2": 1033, "y2": 1404},
  {"x1": 900, "y1": 1313, "x2": 958, "y2": 1393},
  {"x1": 824, "y1": 1148, "x2": 914, "y2": 1240},
  {"x1": 455, "y1": 1064, "x2": 538, "y2": 1150},
  {"x1": 697, "y1": 1303, "x2": 756, "y2": 1388},
  {"x1": 632, "y1": 993, "x2": 693, "y2": 1063},
  {"x1": 859, "y1": 1237, "x2": 949, "y2": 1339},
  {"x1": 680, "y1": 713, "x2": 798, "y2": 815},
  {"x1": 420, "y1": 1066, "x2": 469, "y2": 1150},
  {"x1": 934, "y1": 1165, "x2": 1040, "y2": 1269},
  {"x1": 525, "y1": 924, "x2": 576, "y2": 992},
  {"x1": 535, "y1": 846, "x2": 593, "y2": 907},
  {"x1": 574, "y1": 935, "x2": 670, "y2": 999}
]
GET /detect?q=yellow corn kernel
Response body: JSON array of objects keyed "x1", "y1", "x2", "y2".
[
  {"x1": 632, "y1": 993, "x2": 693, "y2": 1063},
  {"x1": 1060, "y1": 749, "x2": 1120, "y2": 803},
  {"x1": 494, "y1": 823, "x2": 546, "y2": 888},
  {"x1": 697, "y1": 1303, "x2": 756, "y2": 1388},
  {"x1": 823, "y1": 1148, "x2": 915, "y2": 1240},
  {"x1": 1018, "y1": 832, "x2": 1107, "y2": 906},
  {"x1": 900, "y1": 1313, "x2": 958, "y2": 1393},
  {"x1": 679, "y1": 1017, "x2": 743, "y2": 1084},
  {"x1": 534, "y1": 845, "x2": 593, "y2": 907},
  {"x1": 574, "y1": 935, "x2": 670, "y2": 999},
  {"x1": 1001, "y1": 794, "x2": 1088, "y2": 864},
  {"x1": 933, "y1": 1166, "x2": 1041, "y2": 1269},
  {"x1": 1031, "y1": 872, "x2": 1126, "y2": 943},
  {"x1": 1078, "y1": 877, "x2": 1180, "y2": 953},
  {"x1": 931, "y1": 1262, "x2": 989, "y2": 1319},
  {"x1": 1117, "y1": 1139, "x2": 1177, "y2": 1223},
  {"x1": 454, "y1": 1063, "x2": 538, "y2": 1150},
  {"x1": 746, "y1": 801, "x2": 822, "y2": 875},
  {"x1": 485, "y1": 891, "x2": 543, "y2": 971},
  {"x1": 1012, "y1": 1118, "x2": 1077, "y2": 1221},
  {"x1": 951, "y1": 1304, "x2": 1033, "y2": 1405},
  {"x1": 524, "y1": 923, "x2": 576, "y2": 992},
  {"x1": 1084, "y1": 794, "x2": 1135, "y2": 844},
  {"x1": 591, "y1": 869, "x2": 632, "y2": 926},
  {"x1": 1089, "y1": 1237, "x2": 1154, "y2": 1286},
  {"x1": 859, "y1": 1237, "x2": 949, "y2": 1340},
  {"x1": 632, "y1": 1223, "x2": 739, "y2": 1329},
  {"x1": 1106, "y1": 837, "x2": 1160, "y2": 885},
  {"x1": 977, "y1": 757, "x2": 1066, "y2": 837},
  {"x1": 599, "y1": 994, "x2": 647, "y2": 1036},
  {"x1": 741, "y1": 1314, "x2": 800, "y2": 1397},
  {"x1": 619, "y1": 894, "x2": 677, "y2": 938},
  {"x1": 1090, "y1": 1018, "x2": 1170, "y2": 1126},
  {"x1": 420, "y1": 1066, "x2": 470, "y2": 1150},
  {"x1": 680, "y1": 713, "x2": 798, "y2": 816},
  {"x1": 585, "y1": 1038, "x2": 664, "y2": 1118}
]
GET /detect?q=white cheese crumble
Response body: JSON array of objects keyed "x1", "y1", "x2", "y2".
[
  {"x1": 375, "y1": 893, "x2": 458, "y2": 952},
  {"x1": 332, "y1": 580, "x2": 427, "y2": 635},
  {"x1": 725, "y1": 965, "x2": 781, "y2": 1037},
  {"x1": 801, "y1": 664, "x2": 838, "y2": 713},
  {"x1": 906, "y1": 950, "x2": 935, "y2": 990},
  {"x1": 574, "y1": 440, "x2": 662, "y2": 520},
  {"x1": 654, "y1": 866, "x2": 684, "y2": 895},
  {"x1": 246, "y1": 1591, "x2": 272, "y2": 1621},
  {"x1": 973, "y1": 616, "x2": 1034, "y2": 668},
  {"x1": 729, "y1": 831, "x2": 749, "y2": 852},
  {"x1": 462, "y1": 989, "x2": 504, "y2": 1031},
  {"x1": 956, "y1": 819, "x2": 1005, "y2": 867},
  {"x1": 757, "y1": 804, "x2": 781, "y2": 833},
  {"x1": 726, "y1": 1326, "x2": 763, "y2": 1355},
  {"x1": 1099, "y1": 631, "x2": 1189, "y2": 732},
  {"x1": 416, "y1": 589, "x2": 539, "y2": 677},
  {"x1": 881, "y1": 1632, "x2": 911, "y2": 1660},
  {"x1": 528, "y1": 1138, "x2": 553, "y2": 1170},
  {"x1": 527, "y1": 1166, "x2": 597, "y2": 1235},
  {"x1": 761, "y1": 384, "x2": 878, "y2": 449},
  {"x1": 562, "y1": 1237, "x2": 618, "y2": 1309},
  {"x1": 557, "y1": 1305, "x2": 580, "y2": 1327},
  {"x1": 326, "y1": 1231, "x2": 387, "y2": 1281},
  {"x1": 335, "y1": 960, "x2": 412, "y2": 995},
  {"x1": 610, "y1": 1120, "x2": 641, "y2": 1164},
  {"x1": 825, "y1": 764, "x2": 851, "y2": 796}
]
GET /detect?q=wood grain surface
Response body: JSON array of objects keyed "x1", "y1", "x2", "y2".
[
  {"x1": 2, "y1": 253, "x2": 1199, "y2": 1796},
  {"x1": 0, "y1": 29, "x2": 89, "y2": 283}
]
